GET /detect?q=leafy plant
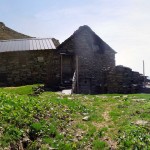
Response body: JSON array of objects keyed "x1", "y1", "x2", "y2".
[
  {"x1": 0, "y1": 86, "x2": 150, "y2": 149},
  {"x1": 118, "y1": 125, "x2": 150, "y2": 149}
]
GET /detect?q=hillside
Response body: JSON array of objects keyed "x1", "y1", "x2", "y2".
[
  {"x1": 0, "y1": 85, "x2": 150, "y2": 149},
  {"x1": 0, "y1": 22, "x2": 31, "y2": 40},
  {"x1": 0, "y1": 22, "x2": 60, "y2": 47}
]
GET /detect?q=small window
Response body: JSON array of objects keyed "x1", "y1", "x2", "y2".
[{"x1": 37, "y1": 57, "x2": 44, "y2": 62}]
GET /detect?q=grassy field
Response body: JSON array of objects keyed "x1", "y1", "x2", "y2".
[{"x1": 0, "y1": 85, "x2": 150, "y2": 150}]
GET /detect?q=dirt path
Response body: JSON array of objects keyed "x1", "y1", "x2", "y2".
[
  {"x1": 103, "y1": 106, "x2": 117, "y2": 149},
  {"x1": 93, "y1": 105, "x2": 117, "y2": 149},
  {"x1": 102, "y1": 108, "x2": 111, "y2": 122}
]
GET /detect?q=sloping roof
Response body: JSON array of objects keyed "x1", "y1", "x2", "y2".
[
  {"x1": 57, "y1": 25, "x2": 116, "y2": 54},
  {"x1": 0, "y1": 38, "x2": 56, "y2": 52}
]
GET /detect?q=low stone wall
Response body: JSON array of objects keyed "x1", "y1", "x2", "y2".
[
  {"x1": 0, "y1": 50, "x2": 60, "y2": 87},
  {"x1": 104, "y1": 66, "x2": 144, "y2": 94}
]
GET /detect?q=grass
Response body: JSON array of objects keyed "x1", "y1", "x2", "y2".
[
  {"x1": 0, "y1": 85, "x2": 150, "y2": 149},
  {"x1": 0, "y1": 84, "x2": 41, "y2": 95}
]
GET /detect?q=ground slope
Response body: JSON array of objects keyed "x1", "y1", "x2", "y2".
[
  {"x1": 0, "y1": 85, "x2": 150, "y2": 150},
  {"x1": 0, "y1": 22, "x2": 31, "y2": 40}
]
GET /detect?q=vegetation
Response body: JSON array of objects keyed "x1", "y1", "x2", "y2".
[
  {"x1": 0, "y1": 22, "x2": 30, "y2": 40},
  {"x1": 0, "y1": 85, "x2": 150, "y2": 149}
]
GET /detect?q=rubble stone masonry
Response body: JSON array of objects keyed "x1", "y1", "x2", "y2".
[{"x1": 0, "y1": 50, "x2": 60, "y2": 87}]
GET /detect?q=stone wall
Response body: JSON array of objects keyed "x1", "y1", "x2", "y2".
[
  {"x1": 104, "y1": 66, "x2": 144, "y2": 94},
  {"x1": 77, "y1": 51, "x2": 115, "y2": 94},
  {"x1": 0, "y1": 50, "x2": 60, "y2": 87}
]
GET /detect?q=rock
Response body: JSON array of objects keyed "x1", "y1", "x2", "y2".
[
  {"x1": 82, "y1": 116, "x2": 90, "y2": 121},
  {"x1": 113, "y1": 96, "x2": 121, "y2": 99},
  {"x1": 82, "y1": 113, "x2": 89, "y2": 116},
  {"x1": 76, "y1": 134, "x2": 80, "y2": 137},
  {"x1": 22, "y1": 136, "x2": 31, "y2": 148},
  {"x1": 132, "y1": 99, "x2": 146, "y2": 102},
  {"x1": 62, "y1": 89, "x2": 72, "y2": 95},
  {"x1": 123, "y1": 95, "x2": 128, "y2": 98},
  {"x1": 134, "y1": 120, "x2": 148, "y2": 126}
]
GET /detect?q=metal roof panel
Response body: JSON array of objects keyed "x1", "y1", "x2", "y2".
[
  {"x1": 42, "y1": 39, "x2": 48, "y2": 49},
  {"x1": 39, "y1": 39, "x2": 45, "y2": 49},
  {"x1": 0, "y1": 38, "x2": 56, "y2": 52},
  {"x1": 32, "y1": 40, "x2": 37, "y2": 50},
  {"x1": 45, "y1": 39, "x2": 51, "y2": 49},
  {"x1": 48, "y1": 39, "x2": 56, "y2": 49},
  {"x1": 35, "y1": 39, "x2": 41, "y2": 50}
]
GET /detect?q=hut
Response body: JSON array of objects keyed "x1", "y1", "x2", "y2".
[{"x1": 57, "y1": 25, "x2": 116, "y2": 94}]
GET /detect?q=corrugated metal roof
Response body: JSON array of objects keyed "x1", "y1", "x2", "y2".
[{"x1": 0, "y1": 38, "x2": 56, "y2": 52}]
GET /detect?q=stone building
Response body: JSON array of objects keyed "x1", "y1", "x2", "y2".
[
  {"x1": 0, "y1": 38, "x2": 60, "y2": 87},
  {"x1": 57, "y1": 25, "x2": 116, "y2": 94},
  {"x1": 0, "y1": 24, "x2": 146, "y2": 94},
  {"x1": 56, "y1": 25, "x2": 145, "y2": 94}
]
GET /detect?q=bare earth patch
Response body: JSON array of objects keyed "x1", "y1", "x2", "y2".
[{"x1": 93, "y1": 105, "x2": 117, "y2": 149}]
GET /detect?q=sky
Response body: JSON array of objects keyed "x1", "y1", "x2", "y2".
[{"x1": 0, "y1": 0, "x2": 150, "y2": 76}]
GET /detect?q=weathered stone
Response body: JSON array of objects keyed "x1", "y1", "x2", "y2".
[
  {"x1": 134, "y1": 120, "x2": 148, "y2": 126},
  {"x1": 0, "y1": 50, "x2": 60, "y2": 88},
  {"x1": 82, "y1": 116, "x2": 90, "y2": 121},
  {"x1": 105, "y1": 66, "x2": 144, "y2": 94}
]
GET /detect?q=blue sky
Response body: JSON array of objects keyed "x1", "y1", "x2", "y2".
[{"x1": 1, "y1": 0, "x2": 150, "y2": 76}]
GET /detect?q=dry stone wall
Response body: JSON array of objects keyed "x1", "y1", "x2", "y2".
[
  {"x1": 77, "y1": 51, "x2": 115, "y2": 94},
  {"x1": 0, "y1": 50, "x2": 60, "y2": 87},
  {"x1": 104, "y1": 66, "x2": 144, "y2": 94}
]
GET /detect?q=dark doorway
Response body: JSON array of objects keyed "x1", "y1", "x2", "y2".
[{"x1": 61, "y1": 55, "x2": 74, "y2": 84}]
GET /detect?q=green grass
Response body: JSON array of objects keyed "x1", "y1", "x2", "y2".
[
  {"x1": 0, "y1": 84, "x2": 42, "y2": 95},
  {"x1": 0, "y1": 85, "x2": 150, "y2": 149}
]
